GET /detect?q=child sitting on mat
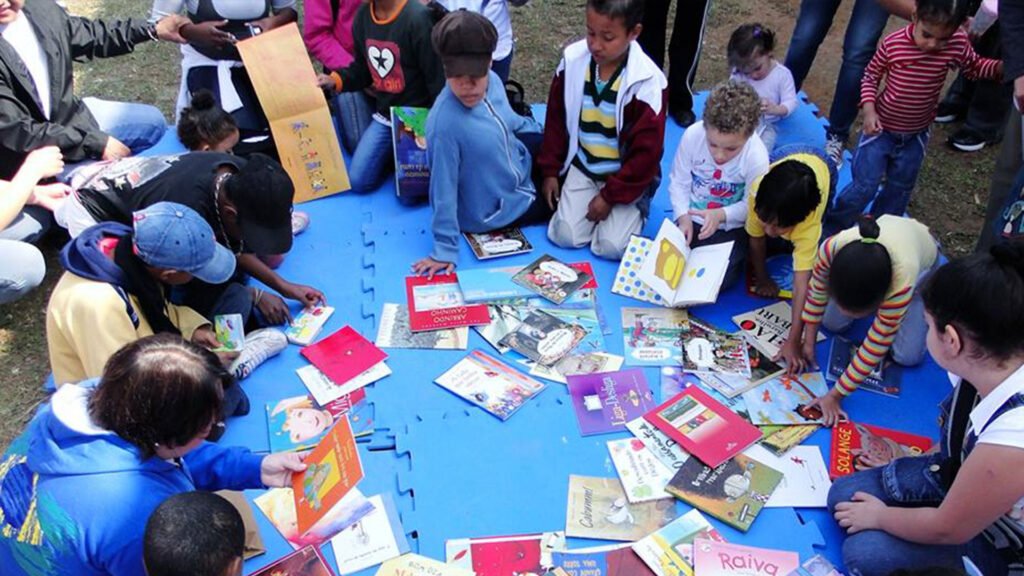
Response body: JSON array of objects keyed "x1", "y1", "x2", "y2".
[{"x1": 727, "y1": 23, "x2": 797, "y2": 152}]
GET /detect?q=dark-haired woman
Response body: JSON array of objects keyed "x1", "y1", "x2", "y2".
[
  {"x1": 798, "y1": 215, "x2": 939, "y2": 424},
  {"x1": 828, "y1": 242, "x2": 1024, "y2": 575},
  {"x1": 0, "y1": 334, "x2": 305, "y2": 576}
]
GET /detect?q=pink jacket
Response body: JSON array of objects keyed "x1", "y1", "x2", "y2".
[{"x1": 303, "y1": 0, "x2": 360, "y2": 70}]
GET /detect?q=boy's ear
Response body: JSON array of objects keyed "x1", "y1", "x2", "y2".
[{"x1": 629, "y1": 23, "x2": 643, "y2": 42}]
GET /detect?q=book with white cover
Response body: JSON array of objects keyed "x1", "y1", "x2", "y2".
[
  {"x1": 297, "y1": 362, "x2": 391, "y2": 406},
  {"x1": 745, "y1": 444, "x2": 832, "y2": 508},
  {"x1": 607, "y1": 438, "x2": 674, "y2": 503},
  {"x1": 638, "y1": 219, "x2": 733, "y2": 307}
]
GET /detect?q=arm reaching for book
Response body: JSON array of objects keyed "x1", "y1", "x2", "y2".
[
  {"x1": 412, "y1": 256, "x2": 454, "y2": 279},
  {"x1": 806, "y1": 388, "x2": 847, "y2": 427}
]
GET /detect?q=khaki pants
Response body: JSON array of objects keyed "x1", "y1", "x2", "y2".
[{"x1": 547, "y1": 165, "x2": 644, "y2": 259}]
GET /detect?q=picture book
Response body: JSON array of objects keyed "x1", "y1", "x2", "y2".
[
  {"x1": 434, "y1": 350, "x2": 546, "y2": 420},
  {"x1": 286, "y1": 305, "x2": 335, "y2": 345},
  {"x1": 612, "y1": 235, "x2": 667, "y2": 306},
  {"x1": 405, "y1": 274, "x2": 490, "y2": 332},
  {"x1": 744, "y1": 445, "x2": 832, "y2": 508},
  {"x1": 464, "y1": 226, "x2": 533, "y2": 260},
  {"x1": 785, "y1": 555, "x2": 842, "y2": 576},
  {"x1": 391, "y1": 106, "x2": 430, "y2": 201},
  {"x1": 665, "y1": 452, "x2": 783, "y2": 532},
  {"x1": 693, "y1": 540, "x2": 799, "y2": 576},
  {"x1": 293, "y1": 416, "x2": 365, "y2": 534},
  {"x1": 661, "y1": 367, "x2": 751, "y2": 423},
  {"x1": 541, "y1": 308, "x2": 604, "y2": 355},
  {"x1": 249, "y1": 544, "x2": 336, "y2": 576},
  {"x1": 551, "y1": 543, "x2": 657, "y2": 576},
  {"x1": 446, "y1": 532, "x2": 566, "y2": 575},
  {"x1": 214, "y1": 313, "x2": 245, "y2": 351},
  {"x1": 830, "y1": 421, "x2": 932, "y2": 479},
  {"x1": 266, "y1": 390, "x2": 372, "y2": 453},
  {"x1": 565, "y1": 475, "x2": 677, "y2": 541},
  {"x1": 297, "y1": 361, "x2": 391, "y2": 406},
  {"x1": 758, "y1": 424, "x2": 819, "y2": 457},
  {"x1": 330, "y1": 493, "x2": 410, "y2": 575},
  {"x1": 827, "y1": 335, "x2": 903, "y2": 398},
  {"x1": 638, "y1": 219, "x2": 734, "y2": 307},
  {"x1": 529, "y1": 352, "x2": 624, "y2": 384},
  {"x1": 621, "y1": 307, "x2": 689, "y2": 366},
  {"x1": 460, "y1": 263, "x2": 598, "y2": 304},
  {"x1": 498, "y1": 309, "x2": 587, "y2": 366},
  {"x1": 681, "y1": 318, "x2": 751, "y2": 378},
  {"x1": 632, "y1": 509, "x2": 725, "y2": 576},
  {"x1": 567, "y1": 368, "x2": 655, "y2": 436},
  {"x1": 608, "y1": 438, "x2": 674, "y2": 503},
  {"x1": 645, "y1": 386, "x2": 761, "y2": 468},
  {"x1": 745, "y1": 254, "x2": 796, "y2": 300},
  {"x1": 376, "y1": 554, "x2": 475, "y2": 576},
  {"x1": 300, "y1": 326, "x2": 388, "y2": 389},
  {"x1": 699, "y1": 341, "x2": 786, "y2": 399},
  {"x1": 376, "y1": 303, "x2": 468, "y2": 350},
  {"x1": 254, "y1": 486, "x2": 374, "y2": 549},
  {"x1": 740, "y1": 373, "x2": 828, "y2": 426},
  {"x1": 626, "y1": 417, "x2": 691, "y2": 471},
  {"x1": 511, "y1": 254, "x2": 593, "y2": 304},
  {"x1": 474, "y1": 304, "x2": 522, "y2": 353},
  {"x1": 733, "y1": 302, "x2": 797, "y2": 359}
]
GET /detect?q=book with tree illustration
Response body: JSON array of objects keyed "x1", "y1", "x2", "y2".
[{"x1": 391, "y1": 106, "x2": 430, "y2": 201}]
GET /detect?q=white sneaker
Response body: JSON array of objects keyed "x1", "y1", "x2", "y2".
[
  {"x1": 292, "y1": 211, "x2": 310, "y2": 236},
  {"x1": 825, "y1": 133, "x2": 846, "y2": 170},
  {"x1": 230, "y1": 328, "x2": 288, "y2": 380}
]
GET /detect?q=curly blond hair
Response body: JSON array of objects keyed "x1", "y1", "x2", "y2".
[{"x1": 702, "y1": 80, "x2": 762, "y2": 137}]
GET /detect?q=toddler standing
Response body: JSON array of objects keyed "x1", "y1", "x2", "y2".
[{"x1": 728, "y1": 23, "x2": 797, "y2": 152}]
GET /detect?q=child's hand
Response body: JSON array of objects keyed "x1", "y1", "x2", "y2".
[
  {"x1": 777, "y1": 336, "x2": 813, "y2": 375},
  {"x1": 676, "y1": 214, "x2": 693, "y2": 243},
  {"x1": 256, "y1": 292, "x2": 292, "y2": 325},
  {"x1": 191, "y1": 326, "x2": 240, "y2": 367},
  {"x1": 316, "y1": 74, "x2": 337, "y2": 93},
  {"x1": 753, "y1": 276, "x2": 780, "y2": 298},
  {"x1": 586, "y1": 194, "x2": 612, "y2": 222},
  {"x1": 863, "y1": 108, "x2": 883, "y2": 135},
  {"x1": 689, "y1": 208, "x2": 726, "y2": 240},
  {"x1": 833, "y1": 492, "x2": 887, "y2": 534},
  {"x1": 801, "y1": 337, "x2": 819, "y2": 371},
  {"x1": 806, "y1": 389, "x2": 848, "y2": 427},
  {"x1": 411, "y1": 256, "x2": 454, "y2": 279},
  {"x1": 29, "y1": 183, "x2": 71, "y2": 212},
  {"x1": 21, "y1": 146, "x2": 64, "y2": 180},
  {"x1": 541, "y1": 176, "x2": 560, "y2": 211},
  {"x1": 182, "y1": 20, "x2": 235, "y2": 48},
  {"x1": 102, "y1": 137, "x2": 130, "y2": 161}
]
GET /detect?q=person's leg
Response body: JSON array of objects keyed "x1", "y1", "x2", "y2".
[
  {"x1": 783, "y1": 0, "x2": 845, "y2": 89},
  {"x1": 547, "y1": 167, "x2": 599, "y2": 248},
  {"x1": 826, "y1": 0, "x2": 890, "y2": 143},
  {"x1": 952, "y1": 24, "x2": 1012, "y2": 148},
  {"x1": 0, "y1": 205, "x2": 52, "y2": 243},
  {"x1": 347, "y1": 119, "x2": 395, "y2": 193},
  {"x1": 870, "y1": 130, "x2": 929, "y2": 218},
  {"x1": 692, "y1": 226, "x2": 748, "y2": 289},
  {"x1": 664, "y1": 0, "x2": 712, "y2": 122},
  {"x1": 977, "y1": 113, "x2": 1023, "y2": 252},
  {"x1": 82, "y1": 97, "x2": 167, "y2": 154},
  {"x1": 591, "y1": 199, "x2": 644, "y2": 259},
  {"x1": 637, "y1": 0, "x2": 671, "y2": 69},
  {"x1": 937, "y1": 73, "x2": 974, "y2": 122},
  {"x1": 991, "y1": 165, "x2": 1024, "y2": 243},
  {"x1": 822, "y1": 299, "x2": 855, "y2": 333},
  {"x1": 890, "y1": 287, "x2": 928, "y2": 366},
  {"x1": 491, "y1": 47, "x2": 514, "y2": 84},
  {"x1": 334, "y1": 91, "x2": 375, "y2": 156},
  {"x1": 824, "y1": 132, "x2": 892, "y2": 236},
  {"x1": 0, "y1": 240, "x2": 45, "y2": 305}
]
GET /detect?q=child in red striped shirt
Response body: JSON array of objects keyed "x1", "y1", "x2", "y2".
[{"x1": 824, "y1": 0, "x2": 1003, "y2": 236}]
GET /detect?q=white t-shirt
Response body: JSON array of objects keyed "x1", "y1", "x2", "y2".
[
  {"x1": 667, "y1": 120, "x2": 770, "y2": 231},
  {"x1": 1, "y1": 13, "x2": 51, "y2": 119},
  {"x1": 437, "y1": 0, "x2": 513, "y2": 60},
  {"x1": 730, "y1": 61, "x2": 798, "y2": 125}
]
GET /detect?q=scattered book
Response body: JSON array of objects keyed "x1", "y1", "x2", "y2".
[
  {"x1": 214, "y1": 313, "x2": 245, "y2": 351},
  {"x1": 293, "y1": 416, "x2": 365, "y2": 534},
  {"x1": 254, "y1": 486, "x2": 373, "y2": 550},
  {"x1": 612, "y1": 235, "x2": 666, "y2": 306},
  {"x1": 542, "y1": 307, "x2": 604, "y2": 356},
  {"x1": 512, "y1": 254, "x2": 593, "y2": 304},
  {"x1": 565, "y1": 475, "x2": 677, "y2": 541},
  {"x1": 733, "y1": 302, "x2": 793, "y2": 359},
  {"x1": 785, "y1": 555, "x2": 842, "y2": 576},
  {"x1": 645, "y1": 385, "x2": 761, "y2": 468},
  {"x1": 661, "y1": 367, "x2": 752, "y2": 423},
  {"x1": 741, "y1": 373, "x2": 828, "y2": 426},
  {"x1": 758, "y1": 424, "x2": 819, "y2": 457},
  {"x1": 301, "y1": 326, "x2": 388, "y2": 392},
  {"x1": 286, "y1": 305, "x2": 335, "y2": 345},
  {"x1": 665, "y1": 452, "x2": 783, "y2": 532},
  {"x1": 266, "y1": 390, "x2": 373, "y2": 453},
  {"x1": 297, "y1": 362, "x2": 391, "y2": 406},
  {"x1": 434, "y1": 350, "x2": 546, "y2": 420},
  {"x1": 746, "y1": 253, "x2": 796, "y2": 300},
  {"x1": 626, "y1": 416, "x2": 691, "y2": 471},
  {"x1": 608, "y1": 438, "x2": 674, "y2": 503},
  {"x1": 682, "y1": 318, "x2": 751, "y2": 378},
  {"x1": 745, "y1": 445, "x2": 832, "y2": 508},
  {"x1": 376, "y1": 554, "x2": 475, "y2": 576},
  {"x1": 551, "y1": 543, "x2": 657, "y2": 576},
  {"x1": 830, "y1": 421, "x2": 932, "y2": 479},
  {"x1": 632, "y1": 509, "x2": 725, "y2": 576},
  {"x1": 638, "y1": 218, "x2": 733, "y2": 307},
  {"x1": 621, "y1": 307, "x2": 689, "y2": 366},
  {"x1": 498, "y1": 309, "x2": 587, "y2": 366},
  {"x1": 375, "y1": 303, "x2": 468, "y2": 349},
  {"x1": 693, "y1": 540, "x2": 799, "y2": 576},
  {"x1": 464, "y1": 226, "x2": 533, "y2": 260},
  {"x1": 459, "y1": 262, "x2": 597, "y2": 304},
  {"x1": 474, "y1": 303, "x2": 522, "y2": 353},
  {"x1": 249, "y1": 544, "x2": 336, "y2": 576},
  {"x1": 827, "y1": 335, "x2": 903, "y2": 398},
  {"x1": 698, "y1": 341, "x2": 785, "y2": 399},
  {"x1": 446, "y1": 532, "x2": 565, "y2": 575},
  {"x1": 568, "y1": 368, "x2": 655, "y2": 436},
  {"x1": 529, "y1": 352, "x2": 624, "y2": 384},
  {"x1": 391, "y1": 106, "x2": 430, "y2": 202},
  {"x1": 330, "y1": 493, "x2": 410, "y2": 575},
  {"x1": 405, "y1": 274, "x2": 490, "y2": 332}
]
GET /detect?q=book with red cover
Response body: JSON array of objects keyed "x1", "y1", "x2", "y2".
[
  {"x1": 644, "y1": 386, "x2": 761, "y2": 468},
  {"x1": 830, "y1": 421, "x2": 933, "y2": 479},
  {"x1": 405, "y1": 274, "x2": 490, "y2": 332},
  {"x1": 250, "y1": 544, "x2": 336, "y2": 576},
  {"x1": 300, "y1": 326, "x2": 387, "y2": 387},
  {"x1": 292, "y1": 415, "x2": 365, "y2": 534}
]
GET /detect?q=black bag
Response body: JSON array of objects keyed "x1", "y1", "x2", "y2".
[{"x1": 504, "y1": 79, "x2": 533, "y2": 118}]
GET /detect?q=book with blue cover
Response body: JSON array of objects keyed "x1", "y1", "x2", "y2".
[{"x1": 827, "y1": 335, "x2": 903, "y2": 398}]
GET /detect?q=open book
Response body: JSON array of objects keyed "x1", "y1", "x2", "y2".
[{"x1": 639, "y1": 219, "x2": 732, "y2": 307}]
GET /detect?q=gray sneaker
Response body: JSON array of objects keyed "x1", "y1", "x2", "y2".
[
  {"x1": 230, "y1": 328, "x2": 288, "y2": 380},
  {"x1": 825, "y1": 132, "x2": 846, "y2": 170}
]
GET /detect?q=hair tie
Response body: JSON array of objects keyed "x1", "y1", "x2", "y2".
[
  {"x1": 860, "y1": 237, "x2": 878, "y2": 245},
  {"x1": 752, "y1": 25, "x2": 761, "y2": 37}
]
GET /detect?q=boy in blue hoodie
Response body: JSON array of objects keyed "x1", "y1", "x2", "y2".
[{"x1": 411, "y1": 10, "x2": 545, "y2": 278}]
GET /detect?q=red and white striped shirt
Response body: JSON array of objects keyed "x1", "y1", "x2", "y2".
[{"x1": 860, "y1": 24, "x2": 1001, "y2": 134}]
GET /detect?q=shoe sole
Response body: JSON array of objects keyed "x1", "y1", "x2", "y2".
[
  {"x1": 951, "y1": 141, "x2": 986, "y2": 152},
  {"x1": 934, "y1": 115, "x2": 959, "y2": 124}
]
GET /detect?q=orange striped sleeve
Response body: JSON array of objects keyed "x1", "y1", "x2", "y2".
[
  {"x1": 835, "y1": 285, "x2": 913, "y2": 395},
  {"x1": 801, "y1": 236, "x2": 837, "y2": 325}
]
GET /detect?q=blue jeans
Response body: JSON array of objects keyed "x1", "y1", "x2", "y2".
[
  {"x1": 82, "y1": 97, "x2": 166, "y2": 153},
  {"x1": 0, "y1": 240, "x2": 45, "y2": 304},
  {"x1": 822, "y1": 290, "x2": 928, "y2": 366},
  {"x1": 335, "y1": 93, "x2": 394, "y2": 193},
  {"x1": 828, "y1": 453, "x2": 1008, "y2": 576},
  {"x1": 491, "y1": 48, "x2": 514, "y2": 83},
  {"x1": 334, "y1": 91, "x2": 375, "y2": 156},
  {"x1": 784, "y1": 0, "x2": 890, "y2": 141},
  {"x1": 825, "y1": 130, "x2": 930, "y2": 236}
]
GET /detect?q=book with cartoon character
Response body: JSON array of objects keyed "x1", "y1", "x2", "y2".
[
  {"x1": 568, "y1": 368, "x2": 655, "y2": 436},
  {"x1": 434, "y1": 350, "x2": 546, "y2": 421},
  {"x1": 665, "y1": 452, "x2": 783, "y2": 532},
  {"x1": 699, "y1": 340, "x2": 786, "y2": 399},
  {"x1": 376, "y1": 303, "x2": 468, "y2": 350},
  {"x1": 511, "y1": 254, "x2": 593, "y2": 305},
  {"x1": 681, "y1": 318, "x2": 752, "y2": 378},
  {"x1": 254, "y1": 486, "x2": 374, "y2": 550},
  {"x1": 827, "y1": 335, "x2": 903, "y2": 398},
  {"x1": 693, "y1": 540, "x2": 799, "y2": 576},
  {"x1": 292, "y1": 416, "x2": 365, "y2": 534},
  {"x1": 829, "y1": 421, "x2": 932, "y2": 479},
  {"x1": 632, "y1": 509, "x2": 725, "y2": 576},
  {"x1": 213, "y1": 313, "x2": 245, "y2": 351},
  {"x1": 607, "y1": 438, "x2": 674, "y2": 503},
  {"x1": 445, "y1": 531, "x2": 566, "y2": 575},
  {"x1": 621, "y1": 307, "x2": 689, "y2": 367},
  {"x1": 266, "y1": 390, "x2": 373, "y2": 453},
  {"x1": 565, "y1": 475, "x2": 677, "y2": 541},
  {"x1": 499, "y1": 309, "x2": 587, "y2": 367},
  {"x1": 637, "y1": 219, "x2": 734, "y2": 307},
  {"x1": 740, "y1": 373, "x2": 828, "y2": 426},
  {"x1": 551, "y1": 543, "x2": 657, "y2": 576},
  {"x1": 528, "y1": 352, "x2": 624, "y2": 384},
  {"x1": 464, "y1": 226, "x2": 534, "y2": 260},
  {"x1": 249, "y1": 544, "x2": 337, "y2": 576},
  {"x1": 329, "y1": 493, "x2": 410, "y2": 574},
  {"x1": 460, "y1": 262, "x2": 598, "y2": 304},
  {"x1": 391, "y1": 106, "x2": 430, "y2": 201}
]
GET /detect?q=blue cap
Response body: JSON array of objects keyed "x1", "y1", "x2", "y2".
[{"x1": 132, "y1": 202, "x2": 236, "y2": 284}]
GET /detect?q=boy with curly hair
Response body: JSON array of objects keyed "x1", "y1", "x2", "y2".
[{"x1": 668, "y1": 80, "x2": 769, "y2": 288}]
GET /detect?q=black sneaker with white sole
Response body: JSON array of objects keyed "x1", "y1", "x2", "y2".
[
  {"x1": 948, "y1": 128, "x2": 998, "y2": 153},
  {"x1": 934, "y1": 102, "x2": 964, "y2": 124}
]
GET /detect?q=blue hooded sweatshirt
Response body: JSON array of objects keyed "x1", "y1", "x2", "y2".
[
  {"x1": 0, "y1": 380, "x2": 264, "y2": 576},
  {"x1": 425, "y1": 70, "x2": 543, "y2": 263}
]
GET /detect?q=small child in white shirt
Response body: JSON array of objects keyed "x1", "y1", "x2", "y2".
[
  {"x1": 668, "y1": 80, "x2": 769, "y2": 289},
  {"x1": 728, "y1": 23, "x2": 797, "y2": 151}
]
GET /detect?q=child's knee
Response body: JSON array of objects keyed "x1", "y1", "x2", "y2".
[
  {"x1": 891, "y1": 339, "x2": 926, "y2": 367},
  {"x1": 827, "y1": 475, "x2": 861, "y2": 513},
  {"x1": 590, "y1": 234, "x2": 628, "y2": 260},
  {"x1": 547, "y1": 212, "x2": 589, "y2": 248}
]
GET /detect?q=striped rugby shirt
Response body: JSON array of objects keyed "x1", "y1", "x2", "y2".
[
  {"x1": 861, "y1": 24, "x2": 1001, "y2": 134},
  {"x1": 572, "y1": 58, "x2": 624, "y2": 179}
]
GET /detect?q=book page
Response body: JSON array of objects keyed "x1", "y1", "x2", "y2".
[
  {"x1": 638, "y1": 219, "x2": 692, "y2": 305},
  {"x1": 675, "y1": 241, "x2": 733, "y2": 306}
]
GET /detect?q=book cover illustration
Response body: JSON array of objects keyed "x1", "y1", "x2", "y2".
[
  {"x1": 541, "y1": 307, "x2": 604, "y2": 356},
  {"x1": 529, "y1": 352, "x2": 624, "y2": 384},
  {"x1": 632, "y1": 509, "x2": 725, "y2": 576},
  {"x1": 612, "y1": 235, "x2": 667, "y2": 305},
  {"x1": 435, "y1": 350, "x2": 546, "y2": 420},
  {"x1": 498, "y1": 309, "x2": 587, "y2": 367},
  {"x1": 565, "y1": 475, "x2": 677, "y2": 541},
  {"x1": 608, "y1": 438, "x2": 674, "y2": 503},
  {"x1": 376, "y1": 303, "x2": 468, "y2": 350},
  {"x1": 511, "y1": 254, "x2": 593, "y2": 304},
  {"x1": 681, "y1": 318, "x2": 751, "y2": 378},
  {"x1": 637, "y1": 219, "x2": 734, "y2": 307},
  {"x1": 330, "y1": 493, "x2": 410, "y2": 575},
  {"x1": 464, "y1": 226, "x2": 534, "y2": 260},
  {"x1": 391, "y1": 106, "x2": 430, "y2": 201},
  {"x1": 621, "y1": 307, "x2": 689, "y2": 366},
  {"x1": 758, "y1": 424, "x2": 819, "y2": 457},
  {"x1": 693, "y1": 540, "x2": 799, "y2": 576},
  {"x1": 445, "y1": 532, "x2": 565, "y2": 575},
  {"x1": 286, "y1": 305, "x2": 335, "y2": 345},
  {"x1": 830, "y1": 421, "x2": 932, "y2": 479},
  {"x1": 214, "y1": 313, "x2": 245, "y2": 351},
  {"x1": 250, "y1": 544, "x2": 337, "y2": 576},
  {"x1": 661, "y1": 367, "x2": 751, "y2": 423},
  {"x1": 551, "y1": 543, "x2": 657, "y2": 576},
  {"x1": 745, "y1": 254, "x2": 796, "y2": 300},
  {"x1": 745, "y1": 445, "x2": 832, "y2": 508},
  {"x1": 293, "y1": 416, "x2": 365, "y2": 534},
  {"x1": 266, "y1": 390, "x2": 373, "y2": 453},
  {"x1": 297, "y1": 362, "x2": 391, "y2": 406},
  {"x1": 254, "y1": 486, "x2": 374, "y2": 549},
  {"x1": 732, "y1": 302, "x2": 792, "y2": 359},
  {"x1": 460, "y1": 263, "x2": 598, "y2": 304},
  {"x1": 665, "y1": 452, "x2": 783, "y2": 532},
  {"x1": 376, "y1": 554, "x2": 476, "y2": 576},
  {"x1": 785, "y1": 555, "x2": 842, "y2": 576},
  {"x1": 645, "y1": 385, "x2": 761, "y2": 468},
  {"x1": 300, "y1": 326, "x2": 388, "y2": 389},
  {"x1": 474, "y1": 304, "x2": 523, "y2": 354},
  {"x1": 626, "y1": 417, "x2": 692, "y2": 471},
  {"x1": 740, "y1": 372, "x2": 828, "y2": 426},
  {"x1": 827, "y1": 335, "x2": 903, "y2": 398},
  {"x1": 699, "y1": 341, "x2": 786, "y2": 399},
  {"x1": 567, "y1": 368, "x2": 656, "y2": 436},
  {"x1": 405, "y1": 274, "x2": 490, "y2": 332}
]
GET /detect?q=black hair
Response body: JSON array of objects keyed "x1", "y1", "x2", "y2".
[
  {"x1": 727, "y1": 23, "x2": 776, "y2": 70},
  {"x1": 829, "y1": 217, "x2": 892, "y2": 314},
  {"x1": 922, "y1": 242, "x2": 1024, "y2": 363},
  {"x1": 144, "y1": 492, "x2": 244, "y2": 576},
  {"x1": 915, "y1": 0, "x2": 970, "y2": 28},
  {"x1": 178, "y1": 90, "x2": 238, "y2": 152},
  {"x1": 754, "y1": 160, "x2": 821, "y2": 228},
  {"x1": 90, "y1": 335, "x2": 227, "y2": 459},
  {"x1": 587, "y1": 0, "x2": 644, "y2": 31},
  {"x1": 113, "y1": 233, "x2": 179, "y2": 335}
]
